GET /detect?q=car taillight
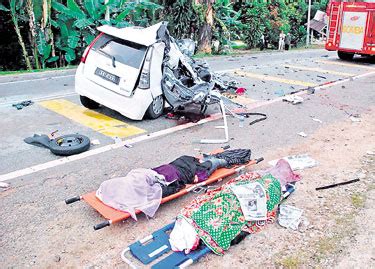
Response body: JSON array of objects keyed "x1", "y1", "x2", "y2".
[
  {"x1": 81, "y1": 33, "x2": 103, "y2": 64},
  {"x1": 139, "y1": 47, "x2": 154, "y2": 89}
]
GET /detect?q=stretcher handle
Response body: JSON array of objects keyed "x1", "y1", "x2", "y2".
[
  {"x1": 94, "y1": 220, "x2": 111, "y2": 230},
  {"x1": 65, "y1": 196, "x2": 81, "y2": 204},
  {"x1": 255, "y1": 157, "x2": 264, "y2": 164}
]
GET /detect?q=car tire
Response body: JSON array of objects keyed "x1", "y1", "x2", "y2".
[
  {"x1": 80, "y1": 95, "x2": 100, "y2": 109},
  {"x1": 49, "y1": 134, "x2": 91, "y2": 156},
  {"x1": 146, "y1": 95, "x2": 165, "y2": 119},
  {"x1": 338, "y1": 51, "x2": 354, "y2": 61}
]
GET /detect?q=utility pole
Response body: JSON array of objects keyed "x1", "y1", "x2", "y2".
[{"x1": 306, "y1": 0, "x2": 312, "y2": 46}]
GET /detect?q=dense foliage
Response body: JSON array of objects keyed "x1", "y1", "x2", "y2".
[{"x1": 0, "y1": 0, "x2": 328, "y2": 71}]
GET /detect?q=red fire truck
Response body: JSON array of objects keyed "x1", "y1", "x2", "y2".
[{"x1": 326, "y1": 1, "x2": 375, "y2": 60}]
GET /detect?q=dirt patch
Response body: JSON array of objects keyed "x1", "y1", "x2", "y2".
[{"x1": 191, "y1": 111, "x2": 375, "y2": 268}]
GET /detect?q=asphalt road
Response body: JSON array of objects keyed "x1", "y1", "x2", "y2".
[
  {"x1": 0, "y1": 48, "x2": 374, "y2": 268},
  {"x1": 1, "y1": 49, "x2": 374, "y2": 176}
]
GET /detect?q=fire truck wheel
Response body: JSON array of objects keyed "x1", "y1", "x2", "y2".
[{"x1": 338, "y1": 51, "x2": 354, "y2": 61}]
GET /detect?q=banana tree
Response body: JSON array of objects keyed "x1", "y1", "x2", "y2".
[
  {"x1": 52, "y1": 0, "x2": 162, "y2": 64},
  {"x1": 35, "y1": 0, "x2": 58, "y2": 68}
]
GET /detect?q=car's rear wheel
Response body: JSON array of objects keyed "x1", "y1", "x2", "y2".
[
  {"x1": 338, "y1": 51, "x2": 354, "y2": 61},
  {"x1": 80, "y1": 95, "x2": 100, "y2": 109},
  {"x1": 146, "y1": 95, "x2": 164, "y2": 119}
]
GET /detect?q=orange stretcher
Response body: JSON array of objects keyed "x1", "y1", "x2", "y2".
[{"x1": 65, "y1": 155, "x2": 263, "y2": 230}]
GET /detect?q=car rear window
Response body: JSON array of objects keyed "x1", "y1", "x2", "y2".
[{"x1": 92, "y1": 34, "x2": 147, "y2": 69}]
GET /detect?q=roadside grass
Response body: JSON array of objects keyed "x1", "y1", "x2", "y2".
[
  {"x1": 275, "y1": 255, "x2": 302, "y2": 269},
  {"x1": 273, "y1": 182, "x2": 368, "y2": 267},
  {"x1": 351, "y1": 193, "x2": 366, "y2": 208},
  {"x1": 0, "y1": 66, "x2": 76, "y2": 76}
]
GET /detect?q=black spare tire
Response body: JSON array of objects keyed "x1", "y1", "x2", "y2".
[{"x1": 49, "y1": 134, "x2": 90, "y2": 156}]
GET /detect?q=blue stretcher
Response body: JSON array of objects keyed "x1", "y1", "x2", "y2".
[
  {"x1": 121, "y1": 184, "x2": 296, "y2": 268},
  {"x1": 121, "y1": 222, "x2": 211, "y2": 269}
]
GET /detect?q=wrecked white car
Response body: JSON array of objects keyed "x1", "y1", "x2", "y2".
[{"x1": 75, "y1": 22, "x2": 234, "y2": 120}]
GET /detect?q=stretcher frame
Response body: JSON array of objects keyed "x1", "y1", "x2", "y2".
[
  {"x1": 65, "y1": 156, "x2": 263, "y2": 230},
  {"x1": 120, "y1": 184, "x2": 296, "y2": 269}
]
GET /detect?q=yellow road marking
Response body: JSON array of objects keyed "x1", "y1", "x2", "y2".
[
  {"x1": 316, "y1": 60, "x2": 375, "y2": 70},
  {"x1": 284, "y1": 64, "x2": 355, "y2": 76},
  {"x1": 233, "y1": 70, "x2": 316, "y2": 87},
  {"x1": 222, "y1": 93, "x2": 257, "y2": 106},
  {"x1": 39, "y1": 99, "x2": 146, "y2": 138}
]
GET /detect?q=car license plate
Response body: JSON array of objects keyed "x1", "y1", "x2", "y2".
[{"x1": 95, "y1": 68, "x2": 120, "y2": 85}]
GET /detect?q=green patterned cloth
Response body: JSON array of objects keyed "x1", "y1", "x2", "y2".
[{"x1": 181, "y1": 173, "x2": 281, "y2": 255}]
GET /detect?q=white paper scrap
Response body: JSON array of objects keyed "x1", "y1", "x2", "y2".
[{"x1": 268, "y1": 154, "x2": 317, "y2": 170}]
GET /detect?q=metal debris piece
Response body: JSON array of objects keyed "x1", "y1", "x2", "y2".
[
  {"x1": 350, "y1": 115, "x2": 361, "y2": 122},
  {"x1": 283, "y1": 95, "x2": 304, "y2": 104},
  {"x1": 12, "y1": 100, "x2": 34, "y2": 110},
  {"x1": 315, "y1": 178, "x2": 360, "y2": 190},
  {"x1": 312, "y1": 118, "x2": 322, "y2": 123},
  {"x1": 0, "y1": 182, "x2": 10, "y2": 188},
  {"x1": 91, "y1": 139, "x2": 101, "y2": 145}
]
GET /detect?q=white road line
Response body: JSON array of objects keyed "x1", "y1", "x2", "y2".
[
  {"x1": 0, "y1": 113, "x2": 223, "y2": 182},
  {"x1": 246, "y1": 71, "x2": 375, "y2": 110},
  {"x1": 1, "y1": 70, "x2": 374, "y2": 183},
  {"x1": 216, "y1": 68, "x2": 237, "y2": 74},
  {"x1": 0, "y1": 92, "x2": 77, "y2": 107},
  {"x1": 0, "y1": 74, "x2": 75, "y2": 85}
]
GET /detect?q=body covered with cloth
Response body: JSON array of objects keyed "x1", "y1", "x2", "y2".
[
  {"x1": 96, "y1": 149, "x2": 251, "y2": 220},
  {"x1": 170, "y1": 160, "x2": 301, "y2": 255}
]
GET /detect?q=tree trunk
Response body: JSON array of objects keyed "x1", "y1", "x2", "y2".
[
  {"x1": 26, "y1": 0, "x2": 40, "y2": 69},
  {"x1": 10, "y1": 3, "x2": 32, "y2": 70},
  {"x1": 198, "y1": 0, "x2": 213, "y2": 54}
]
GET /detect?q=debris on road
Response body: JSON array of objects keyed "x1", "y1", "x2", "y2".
[
  {"x1": 315, "y1": 178, "x2": 360, "y2": 190},
  {"x1": 350, "y1": 115, "x2": 361, "y2": 122},
  {"x1": 307, "y1": 87, "x2": 315, "y2": 94},
  {"x1": 238, "y1": 115, "x2": 245, "y2": 128},
  {"x1": 0, "y1": 182, "x2": 10, "y2": 188},
  {"x1": 275, "y1": 89, "x2": 285, "y2": 97},
  {"x1": 49, "y1": 130, "x2": 59, "y2": 138},
  {"x1": 283, "y1": 95, "x2": 304, "y2": 104},
  {"x1": 278, "y1": 204, "x2": 304, "y2": 231},
  {"x1": 269, "y1": 154, "x2": 317, "y2": 170},
  {"x1": 235, "y1": 87, "x2": 246, "y2": 95},
  {"x1": 366, "y1": 151, "x2": 375, "y2": 156},
  {"x1": 113, "y1": 137, "x2": 122, "y2": 144},
  {"x1": 91, "y1": 139, "x2": 101, "y2": 145},
  {"x1": 24, "y1": 133, "x2": 90, "y2": 156},
  {"x1": 317, "y1": 75, "x2": 327, "y2": 79},
  {"x1": 312, "y1": 118, "x2": 323, "y2": 123},
  {"x1": 24, "y1": 134, "x2": 53, "y2": 148},
  {"x1": 12, "y1": 100, "x2": 33, "y2": 110},
  {"x1": 298, "y1": 132, "x2": 307, "y2": 137}
]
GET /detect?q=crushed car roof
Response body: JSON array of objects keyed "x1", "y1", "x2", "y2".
[{"x1": 97, "y1": 22, "x2": 164, "y2": 46}]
